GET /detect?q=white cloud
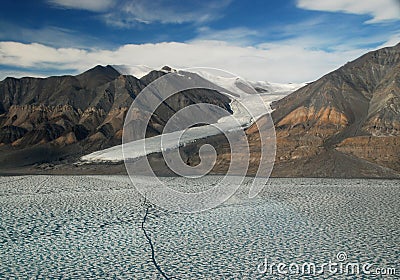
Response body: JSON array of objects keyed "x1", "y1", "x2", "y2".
[
  {"x1": 48, "y1": 0, "x2": 115, "y2": 12},
  {"x1": 0, "y1": 42, "x2": 88, "y2": 68},
  {"x1": 1, "y1": 39, "x2": 384, "y2": 83},
  {"x1": 48, "y1": 0, "x2": 231, "y2": 26},
  {"x1": 297, "y1": 0, "x2": 400, "y2": 23},
  {"x1": 192, "y1": 27, "x2": 260, "y2": 46},
  {"x1": 105, "y1": 0, "x2": 232, "y2": 27},
  {"x1": 0, "y1": 24, "x2": 103, "y2": 49},
  {"x1": 378, "y1": 33, "x2": 400, "y2": 48},
  {"x1": 0, "y1": 70, "x2": 46, "y2": 80}
]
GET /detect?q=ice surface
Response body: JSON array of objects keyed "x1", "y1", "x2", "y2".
[
  {"x1": 81, "y1": 94, "x2": 270, "y2": 162},
  {"x1": 0, "y1": 176, "x2": 399, "y2": 278}
]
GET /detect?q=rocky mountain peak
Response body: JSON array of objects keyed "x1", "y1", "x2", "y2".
[
  {"x1": 263, "y1": 43, "x2": 400, "y2": 176},
  {"x1": 272, "y1": 43, "x2": 400, "y2": 137},
  {"x1": 76, "y1": 65, "x2": 121, "y2": 88}
]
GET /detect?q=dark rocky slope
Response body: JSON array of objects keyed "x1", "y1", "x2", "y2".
[{"x1": 0, "y1": 65, "x2": 231, "y2": 168}]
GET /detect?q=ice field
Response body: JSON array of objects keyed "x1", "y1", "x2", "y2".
[{"x1": 0, "y1": 176, "x2": 399, "y2": 279}]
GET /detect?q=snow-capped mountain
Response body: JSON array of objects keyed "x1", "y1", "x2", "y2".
[
  {"x1": 113, "y1": 64, "x2": 305, "y2": 97},
  {"x1": 1, "y1": 43, "x2": 399, "y2": 178},
  {"x1": 0, "y1": 63, "x2": 305, "y2": 167},
  {"x1": 80, "y1": 66, "x2": 304, "y2": 163}
]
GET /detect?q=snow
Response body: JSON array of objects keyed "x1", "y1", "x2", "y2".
[
  {"x1": 82, "y1": 127, "x2": 218, "y2": 163},
  {"x1": 189, "y1": 70, "x2": 255, "y2": 97},
  {"x1": 112, "y1": 64, "x2": 153, "y2": 78},
  {"x1": 81, "y1": 101, "x2": 258, "y2": 163},
  {"x1": 189, "y1": 69, "x2": 305, "y2": 97},
  {"x1": 250, "y1": 80, "x2": 306, "y2": 94},
  {"x1": 80, "y1": 69, "x2": 301, "y2": 163}
]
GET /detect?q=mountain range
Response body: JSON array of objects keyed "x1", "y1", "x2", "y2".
[
  {"x1": 0, "y1": 43, "x2": 399, "y2": 178},
  {"x1": 0, "y1": 65, "x2": 232, "y2": 169}
]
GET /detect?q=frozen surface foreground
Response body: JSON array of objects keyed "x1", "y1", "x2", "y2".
[{"x1": 0, "y1": 176, "x2": 399, "y2": 279}]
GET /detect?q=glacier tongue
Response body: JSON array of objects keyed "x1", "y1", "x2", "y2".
[{"x1": 80, "y1": 68, "x2": 303, "y2": 163}]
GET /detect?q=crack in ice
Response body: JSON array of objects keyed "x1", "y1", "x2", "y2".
[{"x1": 141, "y1": 200, "x2": 172, "y2": 280}]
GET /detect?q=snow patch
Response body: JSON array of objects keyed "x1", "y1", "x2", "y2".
[{"x1": 112, "y1": 65, "x2": 153, "y2": 78}]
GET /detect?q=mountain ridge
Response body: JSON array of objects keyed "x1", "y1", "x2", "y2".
[
  {"x1": 0, "y1": 65, "x2": 232, "y2": 168},
  {"x1": 0, "y1": 43, "x2": 399, "y2": 178},
  {"x1": 263, "y1": 43, "x2": 400, "y2": 176}
]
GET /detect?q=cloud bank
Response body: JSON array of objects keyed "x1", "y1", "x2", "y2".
[
  {"x1": 0, "y1": 40, "x2": 383, "y2": 83},
  {"x1": 3, "y1": 1, "x2": 398, "y2": 83},
  {"x1": 297, "y1": 0, "x2": 400, "y2": 23},
  {"x1": 48, "y1": 0, "x2": 232, "y2": 27}
]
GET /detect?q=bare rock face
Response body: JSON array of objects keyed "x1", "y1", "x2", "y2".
[
  {"x1": 276, "y1": 106, "x2": 349, "y2": 128},
  {"x1": 336, "y1": 136, "x2": 400, "y2": 172},
  {"x1": 0, "y1": 125, "x2": 27, "y2": 144}
]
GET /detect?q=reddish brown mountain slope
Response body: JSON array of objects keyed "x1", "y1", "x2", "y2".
[{"x1": 264, "y1": 43, "x2": 400, "y2": 177}]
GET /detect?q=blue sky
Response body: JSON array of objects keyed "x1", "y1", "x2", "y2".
[{"x1": 0, "y1": 0, "x2": 399, "y2": 82}]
